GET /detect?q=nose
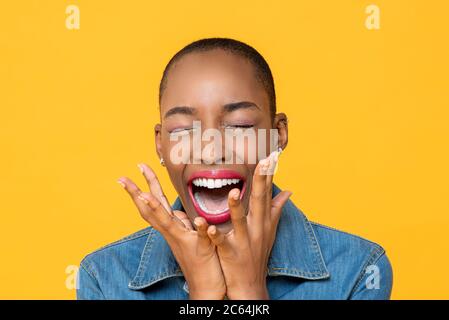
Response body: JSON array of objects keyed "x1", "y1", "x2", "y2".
[{"x1": 197, "y1": 125, "x2": 226, "y2": 165}]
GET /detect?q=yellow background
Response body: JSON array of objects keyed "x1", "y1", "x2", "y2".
[{"x1": 1, "y1": 0, "x2": 448, "y2": 299}]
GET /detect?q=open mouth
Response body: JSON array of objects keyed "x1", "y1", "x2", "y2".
[{"x1": 187, "y1": 170, "x2": 246, "y2": 224}]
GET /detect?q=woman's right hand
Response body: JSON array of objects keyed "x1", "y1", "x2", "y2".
[{"x1": 117, "y1": 163, "x2": 226, "y2": 300}]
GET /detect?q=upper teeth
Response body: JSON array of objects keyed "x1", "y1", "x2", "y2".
[{"x1": 192, "y1": 178, "x2": 241, "y2": 189}]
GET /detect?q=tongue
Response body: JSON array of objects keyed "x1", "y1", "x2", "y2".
[{"x1": 198, "y1": 186, "x2": 232, "y2": 211}]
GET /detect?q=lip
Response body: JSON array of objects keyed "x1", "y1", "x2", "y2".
[{"x1": 187, "y1": 170, "x2": 246, "y2": 224}]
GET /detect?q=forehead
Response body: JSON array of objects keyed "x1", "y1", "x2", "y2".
[{"x1": 160, "y1": 49, "x2": 269, "y2": 114}]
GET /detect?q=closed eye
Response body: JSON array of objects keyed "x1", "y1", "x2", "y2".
[
  {"x1": 171, "y1": 127, "x2": 193, "y2": 133},
  {"x1": 168, "y1": 127, "x2": 196, "y2": 137},
  {"x1": 224, "y1": 124, "x2": 254, "y2": 129}
]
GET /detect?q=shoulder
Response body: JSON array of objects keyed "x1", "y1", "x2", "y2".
[
  {"x1": 79, "y1": 226, "x2": 154, "y2": 278},
  {"x1": 309, "y1": 221, "x2": 393, "y2": 298},
  {"x1": 310, "y1": 221, "x2": 386, "y2": 261}
]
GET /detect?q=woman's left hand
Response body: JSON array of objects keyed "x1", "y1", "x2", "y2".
[{"x1": 206, "y1": 150, "x2": 292, "y2": 300}]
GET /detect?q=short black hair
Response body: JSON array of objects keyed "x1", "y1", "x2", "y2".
[{"x1": 159, "y1": 37, "x2": 276, "y2": 119}]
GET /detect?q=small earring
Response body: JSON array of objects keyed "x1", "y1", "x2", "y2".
[{"x1": 160, "y1": 158, "x2": 165, "y2": 166}]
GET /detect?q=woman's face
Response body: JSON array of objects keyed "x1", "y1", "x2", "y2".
[{"x1": 155, "y1": 49, "x2": 287, "y2": 234}]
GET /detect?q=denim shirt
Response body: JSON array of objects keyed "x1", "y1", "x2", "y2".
[{"x1": 77, "y1": 185, "x2": 393, "y2": 300}]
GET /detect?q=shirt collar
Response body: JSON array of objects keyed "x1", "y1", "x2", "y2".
[{"x1": 128, "y1": 184, "x2": 330, "y2": 291}]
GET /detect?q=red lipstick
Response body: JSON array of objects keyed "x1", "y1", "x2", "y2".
[{"x1": 187, "y1": 170, "x2": 246, "y2": 224}]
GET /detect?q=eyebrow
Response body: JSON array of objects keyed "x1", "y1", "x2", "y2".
[
  {"x1": 163, "y1": 101, "x2": 260, "y2": 119},
  {"x1": 163, "y1": 106, "x2": 196, "y2": 119},
  {"x1": 223, "y1": 101, "x2": 260, "y2": 113}
]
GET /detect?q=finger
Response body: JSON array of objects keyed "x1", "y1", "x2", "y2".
[
  {"x1": 207, "y1": 225, "x2": 229, "y2": 250},
  {"x1": 118, "y1": 177, "x2": 155, "y2": 218},
  {"x1": 271, "y1": 190, "x2": 292, "y2": 222},
  {"x1": 265, "y1": 149, "x2": 280, "y2": 178},
  {"x1": 118, "y1": 176, "x2": 143, "y2": 200},
  {"x1": 160, "y1": 210, "x2": 192, "y2": 230},
  {"x1": 228, "y1": 188, "x2": 248, "y2": 240},
  {"x1": 174, "y1": 211, "x2": 194, "y2": 230},
  {"x1": 261, "y1": 150, "x2": 280, "y2": 205},
  {"x1": 117, "y1": 177, "x2": 160, "y2": 227},
  {"x1": 249, "y1": 156, "x2": 270, "y2": 226},
  {"x1": 138, "y1": 163, "x2": 172, "y2": 214},
  {"x1": 266, "y1": 150, "x2": 280, "y2": 190},
  {"x1": 136, "y1": 191, "x2": 179, "y2": 232},
  {"x1": 194, "y1": 217, "x2": 212, "y2": 254},
  {"x1": 118, "y1": 177, "x2": 181, "y2": 235}
]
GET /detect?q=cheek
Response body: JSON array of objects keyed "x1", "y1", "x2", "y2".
[
  {"x1": 246, "y1": 163, "x2": 257, "y2": 176},
  {"x1": 246, "y1": 165, "x2": 257, "y2": 191},
  {"x1": 225, "y1": 130, "x2": 272, "y2": 165},
  {"x1": 162, "y1": 134, "x2": 192, "y2": 165},
  {"x1": 165, "y1": 163, "x2": 184, "y2": 193},
  {"x1": 162, "y1": 138, "x2": 188, "y2": 193},
  {"x1": 255, "y1": 127, "x2": 277, "y2": 159}
]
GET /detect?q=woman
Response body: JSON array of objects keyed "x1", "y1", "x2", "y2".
[{"x1": 77, "y1": 38, "x2": 393, "y2": 300}]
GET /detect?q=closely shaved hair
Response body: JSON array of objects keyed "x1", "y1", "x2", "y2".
[{"x1": 159, "y1": 37, "x2": 276, "y2": 119}]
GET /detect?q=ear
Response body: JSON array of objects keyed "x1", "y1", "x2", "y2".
[
  {"x1": 154, "y1": 123, "x2": 163, "y2": 161},
  {"x1": 273, "y1": 113, "x2": 288, "y2": 151}
]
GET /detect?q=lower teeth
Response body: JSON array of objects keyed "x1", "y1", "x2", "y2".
[{"x1": 194, "y1": 192, "x2": 228, "y2": 215}]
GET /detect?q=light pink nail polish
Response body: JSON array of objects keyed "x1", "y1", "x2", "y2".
[{"x1": 137, "y1": 164, "x2": 144, "y2": 173}]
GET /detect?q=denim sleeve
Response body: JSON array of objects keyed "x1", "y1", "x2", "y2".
[
  {"x1": 76, "y1": 261, "x2": 105, "y2": 300},
  {"x1": 349, "y1": 252, "x2": 393, "y2": 300}
]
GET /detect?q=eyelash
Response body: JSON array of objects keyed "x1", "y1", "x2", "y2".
[
  {"x1": 168, "y1": 128, "x2": 195, "y2": 137},
  {"x1": 224, "y1": 124, "x2": 254, "y2": 129},
  {"x1": 169, "y1": 124, "x2": 254, "y2": 134},
  {"x1": 170, "y1": 127, "x2": 193, "y2": 133}
]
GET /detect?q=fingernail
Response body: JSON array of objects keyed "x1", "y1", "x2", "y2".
[
  {"x1": 194, "y1": 217, "x2": 201, "y2": 227},
  {"x1": 259, "y1": 157, "x2": 269, "y2": 174},
  {"x1": 117, "y1": 180, "x2": 126, "y2": 188},
  {"x1": 210, "y1": 227, "x2": 216, "y2": 235},
  {"x1": 232, "y1": 189, "x2": 240, "y2": 200},
  {"x1": 137, "y1": 164, "x2": 144, "y2": 173}
]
